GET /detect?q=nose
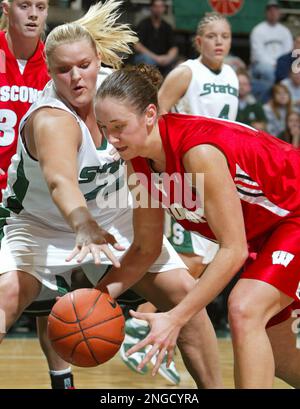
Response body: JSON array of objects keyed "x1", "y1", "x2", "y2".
[
  {"x1": 106, "y1": 132, "x2": 120, "y2": 145},
  {"x1": 70, "y1": 66, "x2": 81, "y2": 80},
  {"x1": 29, "y1": 6, "x2": 38, "y2": 20},
  {"x1": 215, "y1": 35, "x2": 223, "y2": 45}
]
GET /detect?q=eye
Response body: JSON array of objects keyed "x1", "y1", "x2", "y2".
[
  {"x1": 58, "y1": 67, "x2": 70, "y2": 74},
  {"x1": 115, "y1": 124, "x2": 124, "y2": 130},
  {"x1": 80, "y1": 62, "x2": 90, "y2": 69},
  {"x1": 97, "y1": 122, "x2": 107, "y2": 136}
]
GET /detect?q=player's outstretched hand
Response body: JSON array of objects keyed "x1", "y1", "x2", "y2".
[
  {"x1": 66, "y1": 219, "x2": 125, "y2": 266},
  {"x1": 125, "y1": 309, "x2": 182, "y2": 376}
]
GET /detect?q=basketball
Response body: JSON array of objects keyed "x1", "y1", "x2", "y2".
[{"x1": 47, "y1": 289, "x2": 125, "y2": 367}]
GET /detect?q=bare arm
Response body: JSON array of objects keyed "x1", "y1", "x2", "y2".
[
  {"x1": 127, "y1": 145, "x2": 248, "y2": 371},
  {"x1": 158, "y1": 65, "x2": 192, "y2": 113},
  {"x1": 97, "y1": 161, "x2": 165, "y2": 297},
  {"x1": 25, "y1": 108, "x2": 122, "y2": 265},
  {"x1": 170, "y1": 145, "x2": 248, "y2": 320}
]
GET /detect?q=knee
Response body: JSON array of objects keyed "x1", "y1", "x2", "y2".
[
  {"x1": 0, "y1": 273, "x2": 33, "y2": 318},
  {"x1": 180, "y1": 270, "x2": 196, "y2": 297},
  {"x1": 0, "y1": 276, "x2": 20, "y2": 309},
  {"x1": 227, "y1": 292, "x2": 260, "y2": 336}
]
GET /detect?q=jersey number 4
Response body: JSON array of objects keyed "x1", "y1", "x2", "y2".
[
  {"x1": 0, "y1": 109, "x2": 17, "y2": 147},
  {"x1": 218, "y1": 104, "x2": 230, "y2": 119}
]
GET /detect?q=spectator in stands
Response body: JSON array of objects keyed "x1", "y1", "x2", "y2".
[
  {"x1": 278, "y1": 111, "x2": 300, "y2": 147},
  {"x1": 263, "y1": 83, "x2": 292, "y2": 136},
  {"x1": 250, "y1": 0, "x2": 293, "y2": 102},
  {"x1": 275, "y1": 34, "x2": 300, "y2": 83},
  {"x1": 281, "y1": 68, "x2": 300, "y2": 113},
  {"x1": 133, "y1": 0, "x2": 178, "y2": 76},
  {"x1": 236, "y1": 68, "x2": 267, "y2": 131}
]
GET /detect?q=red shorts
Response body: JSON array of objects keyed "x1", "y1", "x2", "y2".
[{"x1": 241, "y1": 217, "x2": 300, "y2": 327}]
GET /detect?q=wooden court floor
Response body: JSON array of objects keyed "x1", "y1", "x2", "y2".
[{"x1": 0, "y1": 337, "x2": 291, "y2": 389}]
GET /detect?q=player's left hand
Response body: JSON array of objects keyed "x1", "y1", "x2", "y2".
[{"x1": 125, "y1": 309, "x2": 182, "y2": 376}]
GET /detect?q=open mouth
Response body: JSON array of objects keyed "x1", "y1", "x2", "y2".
[
  {"x1": 73, "y1": 86, "x2": 85, "y2": 92},
  {"x1": 116, "y1": 146, "x2": 128, "y2": 152}
]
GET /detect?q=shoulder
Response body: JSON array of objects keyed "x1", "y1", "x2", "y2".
[
  {"x1": 183, "y1": 143, "x2": 228, "y2": 174},
  {"x1": 277, "y1": 23, "x2": 292, "y2": 34},
  {"x1": 250, "y1": 22, "x2": 266, "y2": 35},
  {"x1": 31, "y1": 107, "x2": 78, "y2": 130},
  {"x1": 222, "y1": 63, "x2": 238, "y2": 76},
  {"x1": 170, "y1": 64, "x2": 192, "y2": 80}
]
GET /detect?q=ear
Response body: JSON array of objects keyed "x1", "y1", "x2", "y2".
[
  {"x1": 194, "y1": 35, "x2": 202, "y2": 52},
  {"x1": 145, "y1": 104, "x2": 158, "y2": 126},
  {"x1": 2, "y1": 1, "x2": 10, "y2": 16}
]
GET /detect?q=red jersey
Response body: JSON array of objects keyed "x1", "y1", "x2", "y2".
[
  {"x1": 131, "y1": 114, "x2": 300, "y2": 251},
  {"x1": 0, "y1": 31, "x2": 50, "y2": 197}
]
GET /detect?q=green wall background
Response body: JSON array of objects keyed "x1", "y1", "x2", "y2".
[{"x1": 173, "y1": 0, "x2": 292, "y2": 34}]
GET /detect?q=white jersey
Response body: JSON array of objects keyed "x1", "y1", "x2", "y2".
[
  {"x1": 175, "y1": 58, "x2": 239, "y2": 121},
  {"x1": 0, "y1": 74, "x2": 186, "y2": 294},
  {"x1": 2, "y1": 79, "x2": 128, "y2": 231}
]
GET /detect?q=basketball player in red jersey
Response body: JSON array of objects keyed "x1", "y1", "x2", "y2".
[
  {"x1": 0, "y1": 0, "x2": 76, "y2": 389},
  {"x1": 0, "y1": 0, "x2": 49, "y2": 199},
  {"x1": 95, "y1": 64, "x2": 300, "y2": 388}
]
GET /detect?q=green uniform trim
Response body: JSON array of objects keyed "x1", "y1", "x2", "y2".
[{"x1": 5, "y1": 153, "x2": 29, "y2": 214}]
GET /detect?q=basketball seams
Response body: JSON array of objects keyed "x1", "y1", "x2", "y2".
[
  {"x1": 74, "y1": 289, "x2": 104, "y2": 321},
  {"x1": 70, "y1": 291, "x2": 99, "y2": 366},
  {"x1": 50, "y1": 313, "x2": 124, "y2": 341},
  {"x1": 48, "y1": 289, "x2": 125, "y2": 367},
  {"x1": 50, "y1": 290, "x2": 104, "y2": 323}
]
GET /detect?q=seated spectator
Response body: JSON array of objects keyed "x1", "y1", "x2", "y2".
[
  {"x1": 250, "y1": 0, "x2": 293, "y2": 102},
  {"x1": 263, "y1": 83, "x2": 292, "y2": 136},
  {"x1": 281, "y1": 68, "x2": 300, "y2": 113},
  {"x1": 224, "y1": 54, "x2": 247, "y2": 72},
  {"x1": 133, "y1": 0, "x2": 178, "y2": 76},
  {"x1": 278, "y1": 111, "x2": 300, "y2": 147},
  {"x1": 275, "y1": 34, "x2": 300, "y2": 83},
  {"x1": 236, "y1": 68, "x2": 267, "y2": 131}
]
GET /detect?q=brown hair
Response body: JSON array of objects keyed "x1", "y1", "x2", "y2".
[
  {"x1": 96, "y1": 64, "x2": 163, "y2": 114},
  {"x1": 270, "y1": 83, "x2": 292, "y2": 119},
  {"x1": 236, "y1": 67, "x2": 250, "y2": 80}
]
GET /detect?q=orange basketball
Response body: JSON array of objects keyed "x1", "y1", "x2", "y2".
[{"x1": 47, "y1": 288, "x2": 125, "y2": 367}]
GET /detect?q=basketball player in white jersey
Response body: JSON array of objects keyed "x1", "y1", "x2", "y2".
[{"x1": 0, "y1": 1, "x2": 222, "y2": 389}]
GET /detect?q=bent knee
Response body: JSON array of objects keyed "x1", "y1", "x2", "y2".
[
  {"x1": 174, "y1": 269, "x2": 196, "y2": 298},
  {"x1": 228, "y1": 292, "x2": 259, "y2": 331},
  {"x1": 0, "y1": 271, "x2": 39, "y2": 313}
]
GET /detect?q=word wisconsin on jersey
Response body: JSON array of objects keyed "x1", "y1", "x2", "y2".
[{"x1": 0, "y1": 85, "x2": 42, "y2": 103}]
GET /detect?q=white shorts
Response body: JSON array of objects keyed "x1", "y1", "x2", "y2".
[
  {"x1": 0, "y1": 210, "x2": 186, "y2": 301},
  {"x1": 165, "y1": 214, "x2": 219, "y2": 264}
]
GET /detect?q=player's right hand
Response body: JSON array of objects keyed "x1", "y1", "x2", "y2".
[
  {"x1": 0, "y1": 168, "x2": 5, "y2": 176},
  {"x1": 66, "y1": 220, "x2": 125, "y2": 266}
]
